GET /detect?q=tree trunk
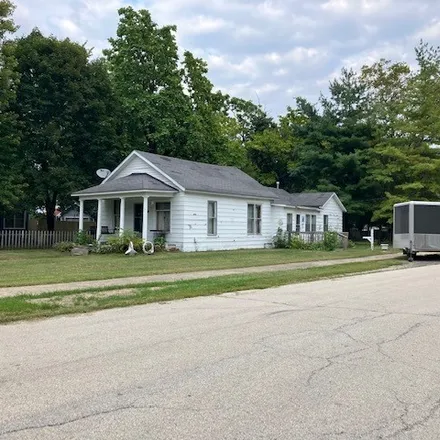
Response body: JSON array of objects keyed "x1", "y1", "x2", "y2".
[{"x1": 45, "y1": 194, "x2": 57, "y2": 231}]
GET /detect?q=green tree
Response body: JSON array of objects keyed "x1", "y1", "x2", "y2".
[
  {"x1": 12, "y1": 30, "x2": 123, "y2": 230},
  {"x1": 104, "y1": 7, "x2": 189, "y2": 157},
  {"x1": 181, "y1": 51, "x2": 229, "y2": 163},
  {"x1": 0, "y1": 0, "x2": 23, "y2": 212},
  {"x1": 287, "y1": 70, "x2": 379, "y2": 229},
  {"x1": 363, "y1": 43, "x2": 440, "y2": 223}
]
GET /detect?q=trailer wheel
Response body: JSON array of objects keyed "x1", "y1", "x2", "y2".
[{"x1": 408, "y1": 252, "x2": 417, "y2": 262}]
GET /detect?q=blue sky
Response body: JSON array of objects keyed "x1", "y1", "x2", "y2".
[{"x1": 13, "y1": 0, "x2": 440, "y2": 117}]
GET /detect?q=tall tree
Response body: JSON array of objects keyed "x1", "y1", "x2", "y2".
[
  {"x1": 12, "y1": 30, "x2": 123, "y2": 230},
  {"x1": 364, "y1": 43, "x2": 440, "y2": 223},
  {"x1": 104, "y1": 7, "x2": 189, "y2": 157},
  {"x1": 287, "y1": 70, "x2": 380, "y2": 230},
  {"x1": 181, "y1": 51, "x2": 229, "y2": 163},
  {"x1": 0, "y1": 0, "x2": 23, "y2": 212}
]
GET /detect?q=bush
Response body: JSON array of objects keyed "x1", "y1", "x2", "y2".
[
  {"x1": 290, "y1": 234, "x2": 311, "y2": 250},
  {"x1": 75, "y1": 230, "x2": 94, "y2": 245},
  {"x1": 53, "y1": 241, "x2": 76, "y2": 252},
  {"x1": 154, "y1": 235, "x2": 167, "y2": 252},
  {"x1": 103, "y1": 230, "x2": 144, "y2": 253},
  {"x1": 93, "y1": 244, "x2": 115, "y2": 254},
  {"x1": 323, "y1": 231, "x2": 339, "y2": 251},
  {"x1": 273, "y1": 228, "x2": 290, "y2": 248}
]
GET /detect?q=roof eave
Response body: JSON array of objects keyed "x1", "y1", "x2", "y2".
[
  {"x1": 72, "y1": 189, "x2": 178, "y2": 198},
  {"x1": 184, "y1": 189, "x2": 275, "y2": 200}
]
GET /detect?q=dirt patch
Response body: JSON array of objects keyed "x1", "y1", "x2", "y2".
[{"x1": 28, "y1": 288, "x2": 137, "y2": 307}]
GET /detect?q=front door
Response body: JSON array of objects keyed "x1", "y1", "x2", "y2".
[{"x1": 134, "y1": 203, "x2": 143, "y2": 234}]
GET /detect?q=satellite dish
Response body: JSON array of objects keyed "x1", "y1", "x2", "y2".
[{"x1": 96, "y1": 168, "x2": 111, "y2": 179}]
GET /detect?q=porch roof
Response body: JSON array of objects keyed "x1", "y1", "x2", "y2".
[{"x1": 72, "y1": 173, "x2": 178, "y2": 196}]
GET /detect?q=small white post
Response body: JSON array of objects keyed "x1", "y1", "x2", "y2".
[
  {"x1": 142, "y1": 196, "x2": 149, "y2": 241},
  {"x1": 363, "y1": 226, "x2": 379, "y2": 250},
  {"x1": 119, "y1": 197, "x2": 125, "y2": 236},
  {"x1": 79, "y1": 199, "x2": 84, "y2": 232},
  {"x1": 96, "y1": 199, "x2": 103, "y2": 240}
]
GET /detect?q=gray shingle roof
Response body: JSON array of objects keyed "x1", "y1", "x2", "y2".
[
  {"x1": 270, "y1": 188, "x2": 335, "y2": 208},
  {"x1": 136, "y1": 151, "x2": 277, "y2": 199},
  {"x1": 73, "y1": 173, "x2": 178, "y2": 195}
]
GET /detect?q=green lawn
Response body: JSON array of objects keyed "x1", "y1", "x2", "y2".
[
  {"x1": 0, "y1": 259, "x2": 404, "y2": 323},
  {"x1": 0, "y1": 244, "x2": 397, "y2": 288}
]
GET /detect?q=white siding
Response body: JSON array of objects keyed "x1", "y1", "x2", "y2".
[
  {"x1": 179, "y1": 193, "x2": 273, "y2": 252},
  {"x1": 322, "y1": 196, "x2": 343, "y2": 232},
  {"x1": 166, "y1": 193, "x2": 185, "y2": 249},
  {"x1": 271, "y1": 206, "x2": 285, "y2": 236},
  {"x1": 107, "y1": 155, "x2": 177, "y2": 188}
]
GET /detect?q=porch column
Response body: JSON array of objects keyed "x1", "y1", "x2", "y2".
[
  {"x1": 119, "y1": 197, "x2": 126, "y2": 236},
  {"x1": 78, "y1": 199, "x2": 84, "y2": 232},
  {"x1": 142, "y1": 196, "x2": 149, "y2": 241},
  {"x1": 96, "y1": 199, "x2": 103, "y2": 239}
]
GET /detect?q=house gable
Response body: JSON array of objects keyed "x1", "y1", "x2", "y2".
[
  {"x1": 321, "y1": 193, "x2": 347, "y2": 213},
  {"x1": 104, "y1": 152, "x2": 184, "y2": 191}
]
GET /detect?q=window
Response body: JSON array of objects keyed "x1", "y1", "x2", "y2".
[
  {"x1": 156, "y1": 202, "x2": 171, "y2": 232},
  {"x1": 207, "y1": 201, "x2": 217, "y2": 235},
  {"x1": 286, "y1": 213, "x2": 293, "y2": 232},
  {"x1": 114, "y1": 200, "x2": 120, "y2": 229},
  {"x1": 3, "y1": 212, "x2": 26, "y2": 229},
  {"x1": 296, "y1": 214, "x2": 301, "y2": 232},
  {"x1": 323, "y1": 215, "x2": 329, "y2": 232},
  {"x1": 305, "y1": 214, "x2": 317, "y2": 232},
  {"x1": 247, "y1": 204, "x2": 262, "y2": 234}
]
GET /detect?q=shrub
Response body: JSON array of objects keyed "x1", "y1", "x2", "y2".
[
  {"x1": 273, "y1": 228, "x2": 290, "y2": 249},
  {"x1": 154, "y1": 235, "x2": 167, "y2": 252},
  {"x1": 93, "y1": 244, "x2": 115, "y2": 254},
  {"x1": 75, "y1": 230, "x2": 94, "y2": 245},
  {"x1": 53, "y1": 241, "x2": 76, "y2": 252},
  {"x1": 103, "y1": 230, "x2": 144, "y2": 253},
  {"x1": 323, "y1": 231, "x2": 339, "y2": 251},
  {"x1": 290, "y1": 234, "x2": 311, "y2": 250}
]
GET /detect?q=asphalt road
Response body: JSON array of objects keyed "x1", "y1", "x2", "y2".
[{"x1": 1, "y1": 264, "x2": 440, "y2": 440}]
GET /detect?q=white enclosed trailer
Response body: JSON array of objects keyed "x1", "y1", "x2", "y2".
[{"x1": 393, "y1": 201, "x2": 440, "y2": 261}]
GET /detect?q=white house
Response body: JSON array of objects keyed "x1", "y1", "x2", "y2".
[{"x1": 72, "y1": 150, "x2": 346, "y2": 252}]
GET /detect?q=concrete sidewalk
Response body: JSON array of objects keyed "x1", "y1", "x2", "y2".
[{"x1": 0, "y1": 254, "x2": 400, "y2": 298}]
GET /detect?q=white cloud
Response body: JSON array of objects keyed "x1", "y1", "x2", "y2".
[
  {"x1": 12, "y1": 0, "x2": 440, "y2": 116},
  {"x1": 256, "y1": 83, "x2": 280, "y2": 94},
  {"x1": 256, "y1": 0, "x2": 285, "y2": 19},
  {"x1": 178, "y1": 16, "x2": 230, "y2": 35},
  {"x1": 415, "y1": 19, "x2": 440, "y2": 40},
  {"x1": 274, "y1": 68, "x2": 288, "y2": 76}
]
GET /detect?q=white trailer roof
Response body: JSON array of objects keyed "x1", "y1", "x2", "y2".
[{"x1": 394, "y1": 201, "x2": 440, "y2": 207}]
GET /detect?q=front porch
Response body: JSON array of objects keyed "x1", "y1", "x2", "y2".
[{"x1": 78, "y1": 194, "x2": 173, "y2": 243}]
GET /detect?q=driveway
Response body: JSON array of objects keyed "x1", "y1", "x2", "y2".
[{"x1": 1, "y1": 264, "x2": 440, "y2": 439}]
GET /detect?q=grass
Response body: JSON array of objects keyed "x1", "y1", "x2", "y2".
[
  {"x1": 0, "y1": 244, "x2": 397, "y2": 288},
  {"x1": 0, "y1": 258, "x2": 404, "y2": 324}
]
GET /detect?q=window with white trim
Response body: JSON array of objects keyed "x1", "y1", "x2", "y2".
[
  {"x1": 296, "y1": 214, "x2": 301, "y2": 232},
  {"x1": 323, "y1": 215, "x2": 329, "y2": 232},
  {"x1": 207, "y1": 201, "x2": 217, "y2": 235},
  {"x1": 305, "y1": 214, "x2": 317, "y2": 232},
  {"x1": 286, "y1": 213, "x2": 293, "y2": 232},
  {"x1": 156, "y1": 202, "x2": 170, "y2": 232},
  {"x1": 247, "y1": 204, "x2": 262, "y2": 234}
]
